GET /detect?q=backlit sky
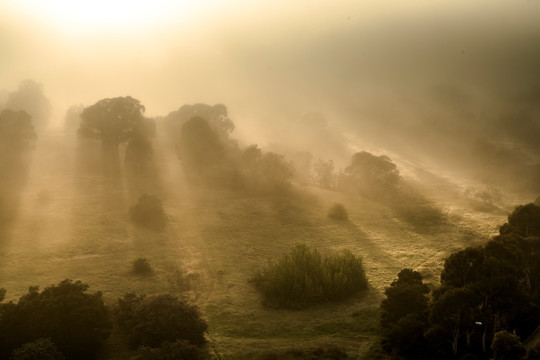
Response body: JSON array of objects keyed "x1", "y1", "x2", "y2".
[{"x1": 1, "y1": 0, "x2": 540, "y2": 154}]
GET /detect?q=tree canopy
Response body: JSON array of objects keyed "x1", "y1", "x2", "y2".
[{"x1": 0, "y1": 280, "x2": 111, "y2": 360}]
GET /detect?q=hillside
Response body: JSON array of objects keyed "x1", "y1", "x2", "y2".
[{"x1": 0, "y1": 129, "x2": 516, "y2": 359}]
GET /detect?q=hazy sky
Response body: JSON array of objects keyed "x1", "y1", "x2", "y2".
[{"x1": 1, "y1": 0, "x2": 540, "y2": 156}]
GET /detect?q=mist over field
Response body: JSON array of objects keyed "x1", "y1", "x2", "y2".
[{"x1": 1, "y1": 1, "x2": 540, "y2": 359}]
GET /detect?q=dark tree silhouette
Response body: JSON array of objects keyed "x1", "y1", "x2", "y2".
[
  {"x1": 115, "y1": 293, "x2": 207, "y2": 349},
  {"x1": 4, "y1": 80, "x2": 51, "y2": 130},
  {"x1": 10, "y1": 338, "x2": 65, "y2": 360},
  {"x1": 0, "y1": 280, "x2": 111, "y2": 360},
  {"x1": 500, "y1": 203, "x2": 540, "y2": 238},
  {"x1": 78, "y1": 96, "x2": 149, "y2": 175},
  {"x1": 492, "y1": 331, "x2": 526, "y2": 360},
  {"x1": 380, "y1": 269, "x2": 429, "y2": 328}
]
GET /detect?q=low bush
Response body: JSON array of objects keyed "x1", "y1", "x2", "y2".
[
  {"x1": 129, "y1": 194, "x2": 167, "y2": 231},
  {"x1": 251, "y1": 244, "x2": 368, "y2": 309},
  {"x1": 10, "y1": 338, "x2": 65, "y2": 360},
  {"x1": 328, "y1": 203, "x2": 348, "y2": 221},
  {"x1": 114, "y1": 293, "x2": 207, "y2": 349},
  {"x1": 132, "y1": 258, "x2": 153, "y2": 276}
]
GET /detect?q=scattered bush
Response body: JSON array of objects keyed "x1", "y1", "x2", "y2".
[
  {"x1": 129, "y1": 194, "x2": 167, "y2": 231},
  {"x1": 0, "y1": 280, "x2": 111, "y2": 360},
  {"x1": 132, "y1": 258, "x2": 153, "y2": 276},
  {"x1": 114, "y1": 293, "x2": 207, "y2": 349},
  {"x1": 251, "y1": 244, "x2": 368, "y2": 309},
  {"x1": 132, "y1": 339, "x2": 202, "y2": 360},
  {"x1": 11, "y1": 338, "x2": 65, "y2": 360},
  {"x1": 328, "y1": 203, "x2": 348, "y2": 221}
]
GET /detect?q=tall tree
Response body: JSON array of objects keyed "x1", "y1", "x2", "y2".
[
  {"x1": 5, "y1": 80, "x2": 51, "y2": 130},
  {"x1": 78, "y1": 96, "x2": 148, "y2": 175}
]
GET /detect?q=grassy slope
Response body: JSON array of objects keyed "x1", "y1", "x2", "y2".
[{"x1": 0, "y1": 131, "x2": 510, "y2": 359}]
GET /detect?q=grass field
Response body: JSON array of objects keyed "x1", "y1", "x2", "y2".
[{"x1": 0, "y1": 130, "x2": 515, "y2": 359}]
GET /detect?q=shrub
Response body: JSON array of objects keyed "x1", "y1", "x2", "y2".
[
  {"x1": 11, "y1": 338, "x2": 65, "y2": 360},
  {"x1": 251, "y1": 244, "x2": 368, "y2": 309},
  {"x1": 132, "y1": 258, "x2": 153, "y2": 276},
  {"x1": 114, "y1": 293, "x2": 207, "y2": 349},
  {"x1": 132, "y1": 339, "x2": 202, "y2": 360},
  {"x1": 0, "y1": 280, "x2": 111, "y2": 360},
  {"x1": 129, "y1": 194, "x2": 167, "y2": 231},
  {"x1": 328, "y1": 203, "x2": 348, "y2": 221}
]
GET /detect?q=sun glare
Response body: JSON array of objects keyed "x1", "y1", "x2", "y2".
[{"x1": 6, "y1": 0, "x2": 211, "y2": 32}]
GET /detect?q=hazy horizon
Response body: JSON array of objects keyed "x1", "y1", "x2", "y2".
[{"x1": 2, "y1": 0, "x2": 540, "y2": 175}]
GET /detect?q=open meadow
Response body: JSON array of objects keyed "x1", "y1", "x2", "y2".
[{"x1": 0, "y1": 128, "x2": 520, "y2": 359}]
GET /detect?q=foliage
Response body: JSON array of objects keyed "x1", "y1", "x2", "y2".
[
  {"x1": 10, "y1": 338, "x2": 65, "y2": 360},
  {"x1": 78, "y1": 96, "x2": 150, "y2": 174},
  {"x1": 251, "y1": 244, "x2": 368, "y2": 309},
  {"x1": 380, "y1": 269, "x2": 429, "y2": 328},
  {"x1": 238, "y1": 145, "x2": 294, "y2": 193},
  {"x1": 342, "y1": 151, "x2": 400, "y2": 194},
  {"x1": 132, "y1": 258, "x2": 153, "y2": 276},
  {"x1": 500, "y1": 203, "x2": 540, "y2": 238},
  {"x1": 164, "y1": 103, "x2": 234, "y2": 140},
  {"x1": 129, "y1": 194, "x2": 167, "y2": 231},
  {"x1": 0, "y1": 109, "x2": 36, "y2": 155},
  {"x1": 491, "y1": 330, "x2": 526, "y2": 360},
  {"x1": 132, "y1": 339, "x2": 202, "y2": 360},
  {"x1": 114, "y1": 293, "x2": 207, "y2": 349},
  {"x1": 327, "y1": 203, "x2": 348, "y2": 221},
  {"x1": 313, "y1": 159, "x2": 335, "y2": 188},
  {"x1": 0, "y1": 279, "x2": 111, "y2": 360},
  {"x1": 5, "y1": 80, "x2": 51, "y2": 129},
  {"x1": 177, "y1": 116, "x2": 230, "y2": 183}
]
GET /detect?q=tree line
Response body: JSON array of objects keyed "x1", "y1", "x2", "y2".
[{"x1": 380, "y1": 201, "x2": 540, "y2": 359}]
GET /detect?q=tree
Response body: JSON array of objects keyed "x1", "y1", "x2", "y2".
[
  {"x1": 10, "y1": 338, "x2": 65, "y2": 360},
  {"x1": 342, "y1": 151, "x2": 400, "y2": 195},
  {"x1": 0, "y1": 280, "x2": 111, "y2": 360},
  {"x1": 114, "y1": 293, "x2": 207, "y2": 349},
  {"x1": 380, "y1": 269, "x2": 429, "y2": 328},
  {"x1": 492, "y1": 330, "x2": 526, "y2": 360},
  {"x1": 440, "y1": 247, "x2": 484, "y2": 288},
  {"x1": 313, "y1": 159, "x2": 335, "y2": 188},
  {"x1": 500, "y1": 203, "x2": 540, "y2": 238},
  {"x1": 0, "y1": 109, "x2": 37, "y2": 222},
  {"x1": 78, "y1": 96, "x2": 148, "y2": 175},
  {"x1": 164, "y1": 103, "x2": 234, "y2": 140},
  {"x1": 429, "y1": 287, "x2": 480, "y2": 357},
  {"x1": 5, "y1": 80, "x2": 51, "y2": 130}
]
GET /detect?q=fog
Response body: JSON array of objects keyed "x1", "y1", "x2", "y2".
[
  {"x1": 2, "y1": 2, "x2": 540, "y2": 358},
  {"x1": 2, "y1": 1, "x2": 539, "y2": 157}
]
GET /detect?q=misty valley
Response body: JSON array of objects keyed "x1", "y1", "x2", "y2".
[{"x1": 0, "y1": 82, "x2": 539, "y2": 360}]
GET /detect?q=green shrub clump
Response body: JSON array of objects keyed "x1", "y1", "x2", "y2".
[{"x1": 251, "y1": 244, "x2": 368, "y2": 309}]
